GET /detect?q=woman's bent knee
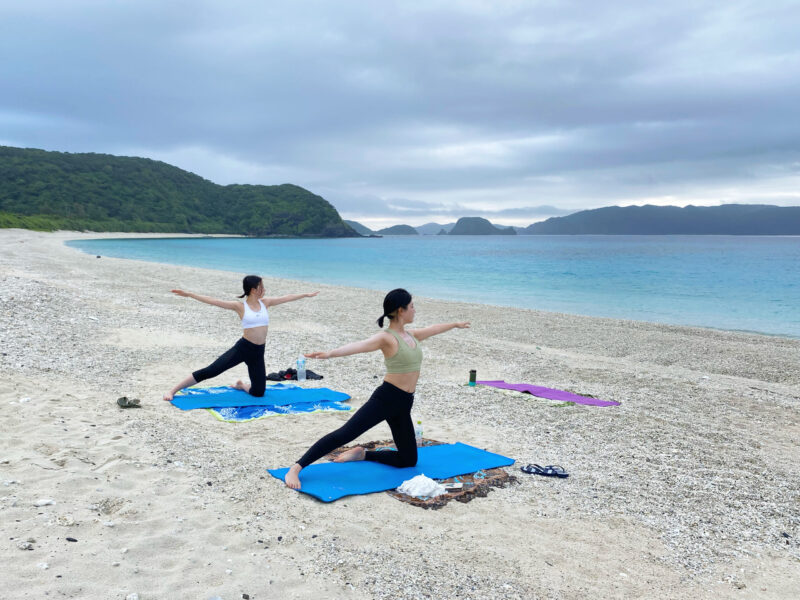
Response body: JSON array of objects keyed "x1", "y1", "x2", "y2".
[{"x1": 398, "y1": 454, "x2": 418, "y2": 468}]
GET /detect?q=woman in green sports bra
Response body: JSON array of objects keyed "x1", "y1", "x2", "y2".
[{"x1": 284, "y1": 288, "x2": 470, "y2": 490}]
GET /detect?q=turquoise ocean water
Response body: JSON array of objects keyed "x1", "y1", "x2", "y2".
[{"x1": 67, "y1": 236, "x2": 800, "y2": 338}]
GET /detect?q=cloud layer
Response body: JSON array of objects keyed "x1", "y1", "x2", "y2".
[{"x1": 3, "y1": 1, "x2": 800, "y2": 226}]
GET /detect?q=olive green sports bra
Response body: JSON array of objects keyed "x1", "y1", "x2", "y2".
[{"x1": 384, "y1": 329, "x2": 423, "y2": 373}]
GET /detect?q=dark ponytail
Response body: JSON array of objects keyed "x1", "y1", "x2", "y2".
[
  {"x1": 239, "y1": 275, "x2": 263, "y2": 298},
  {"x1": 377, "y1": 288, "x2": 412, "y2": 327}
]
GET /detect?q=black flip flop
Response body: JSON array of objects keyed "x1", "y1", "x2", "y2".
[
  {"x1": 521, "y1": 463, "x2": 569, "y2": 478},
  {"x1": 542, "y1": 465, "x2": 569, "y2": 478}
]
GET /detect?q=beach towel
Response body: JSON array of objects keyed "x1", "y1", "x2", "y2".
[
  {"x1": 208, "y1": 400, "x2": 352, "y2": 423},
  {"x1": 171, "y1": 383, "x2": 351, "y2": 410},
  {"x1": 476, "y1": 380, "x2": 619, "y2": 407},
  {"x1": 268, "y1": 442, "x2": 514, "y2": 502}
]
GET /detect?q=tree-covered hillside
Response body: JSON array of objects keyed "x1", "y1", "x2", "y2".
[{"x1": 0, "y1": 146, "x2": 356, "y2": 236}]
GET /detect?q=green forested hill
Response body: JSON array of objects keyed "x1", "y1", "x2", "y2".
[{"x1": 0, "y1": 146, "x2": 355, "y2": 236}]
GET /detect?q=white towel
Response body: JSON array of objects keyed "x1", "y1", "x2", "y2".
[{"x1": 396, "y1": 474, "x2": 446, "y2": 498}]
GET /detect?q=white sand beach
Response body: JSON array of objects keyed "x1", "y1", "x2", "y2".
[{"x1": 1, "y1": 229, "x2": 799, "y2": 599}]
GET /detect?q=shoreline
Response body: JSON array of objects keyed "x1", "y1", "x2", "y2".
[
  {"x1": 64, "y1": 229, "x2": 800, "y2": 341},
  {"x1": 1, "y1": 228, "x2": 799, "y2": 599}
]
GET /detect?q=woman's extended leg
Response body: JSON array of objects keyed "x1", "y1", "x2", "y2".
[
  {"x1": 163, "y1": 340, "x2": 244, "y2": 401},
  {"x1": 295, "y1": 388, "x2": 390, "y2": 468}
]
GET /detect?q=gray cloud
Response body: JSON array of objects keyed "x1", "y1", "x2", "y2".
[{"x1": 2, "y1": 1, "x2": 800, "y2": 226}]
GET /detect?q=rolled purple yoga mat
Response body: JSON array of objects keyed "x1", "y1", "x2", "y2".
[{"x1": 476, "y1": 380, "x2": 619, "y2": 407}]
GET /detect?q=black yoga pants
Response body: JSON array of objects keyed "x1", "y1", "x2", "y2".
[
  {"x1": 296, "y1": 381, "x2": 417, "y2": 468},
  {"x1": 192, "y1": 337, "x2": 266, "y2": 397}
]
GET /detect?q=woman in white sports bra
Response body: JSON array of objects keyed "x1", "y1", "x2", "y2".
[{"x1": 162, "y1": 275, "x2": 318, "y2": 401}]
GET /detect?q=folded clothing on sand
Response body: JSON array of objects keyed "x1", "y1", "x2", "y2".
[
  {"x1": 267, "y1": 368, "x2": 323, "y2": 381},
  {"x1": 268, "y1": 442, "x2": 514, "y2": 502},
  {"x1": 171, "y1": 383, "x2": 350, "y2": 410},
  {"x1": 476, "y1": 380, "x2": 619, "y2": 407}
]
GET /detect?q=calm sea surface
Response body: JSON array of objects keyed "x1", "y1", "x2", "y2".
[{"x1": 67, "y1": 236, "x2": 800, "y2": 337}]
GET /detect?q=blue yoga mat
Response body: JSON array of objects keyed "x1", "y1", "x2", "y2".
[
  {"x1": 172, "y1": 384, "x2": 351, "y2": 410},
  {"x1": 268, "y1": 442, "x2": 514, "y2": 502}
]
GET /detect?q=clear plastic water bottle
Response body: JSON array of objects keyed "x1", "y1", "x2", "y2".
[
  {"x1": 414, "y1": 418, "x2": 423, "y2": 447},
  {"x1": 296, "y1": 354, "x2": 306, "y2": 382}
]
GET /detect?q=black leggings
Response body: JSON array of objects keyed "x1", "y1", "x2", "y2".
[
  {"x1": 296, "y1": 381, "x2": 417, "y2": 468},
  {"x1": 192, "y1": 337, "x2": 266, "y2": 397}
]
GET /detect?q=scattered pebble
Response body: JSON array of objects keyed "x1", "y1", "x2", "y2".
[
  {"x1": 34, "y1": 498, "x2": 55, "y2": 506},
  {"x1": 37, "y1": 562, "x2": 49, "y2": 570}
]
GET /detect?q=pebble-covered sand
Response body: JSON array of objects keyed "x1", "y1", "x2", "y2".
[{"x1": 1, "y1": 229, "x2": 798, "y2": 599}]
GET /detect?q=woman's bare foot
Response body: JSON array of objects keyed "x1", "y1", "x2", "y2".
[
  {"x1": 233, "y1": 379, "x2": 251, "y2": 393},
  {"x1": 285, "y1": 464, "x2": 302, "y2": 489},
  {"x1": 164, "y1": 376, "x2": 196, "y2": 402},
  {"x1": 333, "y1": 446, "x2": 366, "y2": 462}
]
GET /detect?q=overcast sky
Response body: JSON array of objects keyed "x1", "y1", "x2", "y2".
[{"x1": 2, "y1": 1, "x2": 800, "y2": 228}]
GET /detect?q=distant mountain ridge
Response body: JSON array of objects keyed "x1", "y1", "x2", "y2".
[
  {"x1": 0, "y1": 146, "x2": 355, "y2": 236},
  {"x1": 9, "y1": 146, "x2": 794, "y2": 237},
  {"x1": 343, "y1": 220, "x2": 375, "y2": 236},
  {"x1": 526, "y1": 204, "x2": 800, "y2": 235},
  {"x1": 416, "y1": 221, "x2": 456, "y2": 235}
]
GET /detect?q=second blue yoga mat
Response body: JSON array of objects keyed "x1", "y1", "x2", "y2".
[{"x1": 268, "y1": 442, "x2": 514, "y2": 502}]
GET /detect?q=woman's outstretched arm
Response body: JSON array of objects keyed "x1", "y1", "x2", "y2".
[
  {"x1": 305, "y1": 332, "x2": 388, "y2": 359},
  {"x1": 411, "y1": 321, "x2": 470, "y2": 342},
  {"x1": 264, "y1": 291, "x2": 319, "y2": 307},
  {"x1": 171, "y1": 289, "x2": 241, "y2": 312}
]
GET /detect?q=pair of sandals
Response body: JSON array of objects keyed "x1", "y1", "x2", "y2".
[
  {"x1": 116, "y1": 396, "x2": 141, "y2": 408},
  {"x1": 521, "y1": 464, "x2": 569, "y2": 478}
]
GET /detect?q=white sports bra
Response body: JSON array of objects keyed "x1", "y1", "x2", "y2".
[{"x1": 241, "y1": 299, "x2": 269, "y2": 329}]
